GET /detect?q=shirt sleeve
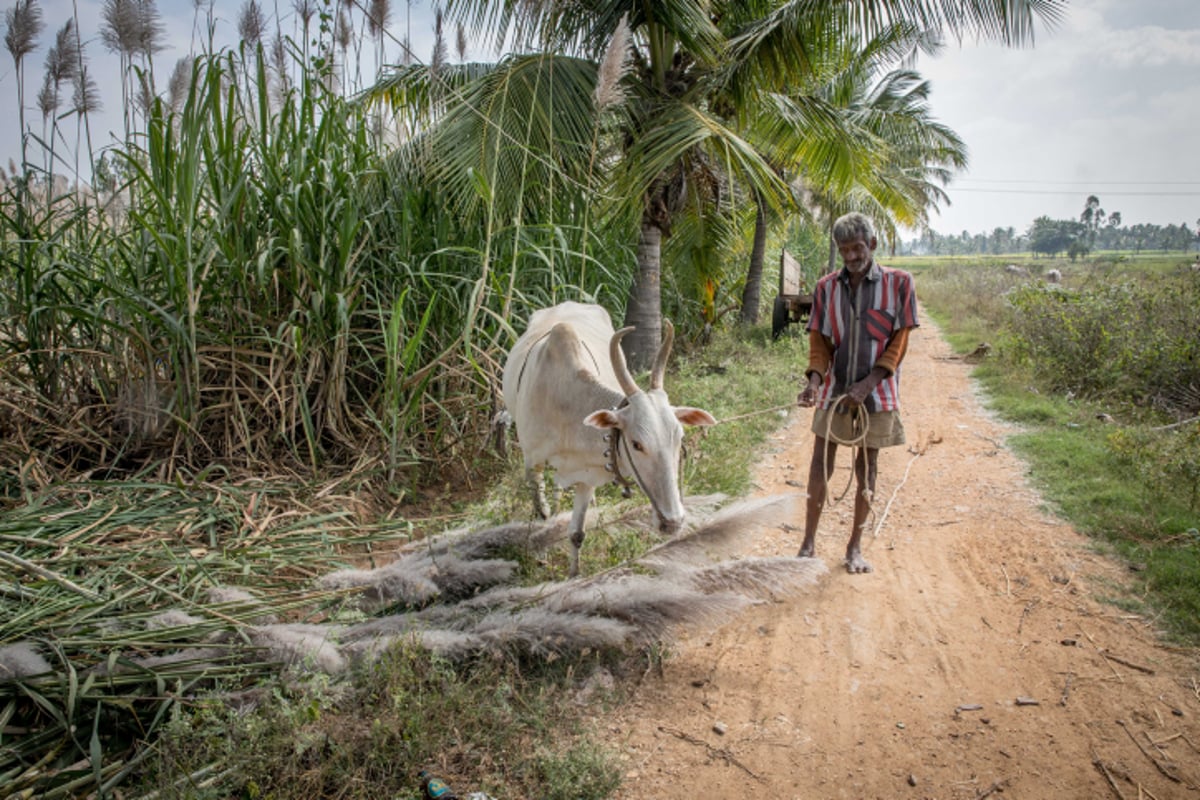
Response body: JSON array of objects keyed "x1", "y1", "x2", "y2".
[
  {"x1": 807, "y1": 330, "x2": 832, "y2": 378},
  {"x1": 873, "y1": 326, "x2": 911, "y2": 375}
]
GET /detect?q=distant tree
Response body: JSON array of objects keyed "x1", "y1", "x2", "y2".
[
  {"x1": 1029, "y1": 215, "x2": 1083, "y2": 258},
  {"x1": 1080, "y1": 194, "x2": 1104, "y2": 248}
]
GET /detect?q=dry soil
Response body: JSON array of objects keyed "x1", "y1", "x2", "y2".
[{"x1": 602, "y1": 321, "x2": 1200, "y2": 800}]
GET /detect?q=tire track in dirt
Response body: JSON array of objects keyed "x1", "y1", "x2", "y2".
[{"x1": 602, "y1": 321, "x2": 1200, "y2": 800}]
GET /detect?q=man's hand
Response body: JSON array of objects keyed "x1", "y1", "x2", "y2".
[
  {"x1": 844, "y1": 366, "x2": 890, "y2": 407},
  {"x1": 844, "y1": 379, "x2": 872, "y2": 407},
  {"x1": 797, "y1": 374, "x2": 821, "y2": 408}
]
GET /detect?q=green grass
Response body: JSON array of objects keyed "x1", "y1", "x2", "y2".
[
  {"x1": 672, "y1": 326, "x2": 807, "y2": 498},
  {"x1": 141, "y1": 643, "x2": 622, "y2": 800}
]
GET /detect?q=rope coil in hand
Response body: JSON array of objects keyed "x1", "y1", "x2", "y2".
[{"x1": 820, "y1": 394, "x2": 870, "y2": 505}]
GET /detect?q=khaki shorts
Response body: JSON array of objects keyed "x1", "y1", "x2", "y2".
[{"x1": 811, "y1": 407, "x2": 906, "y2": 449}]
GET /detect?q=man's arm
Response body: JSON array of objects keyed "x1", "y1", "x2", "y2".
[
  {"x1": 798, "y1": 330, "x2": 832, "y2": 407},
  {"x1": 874, "y1": 326, "x2": 911, "y2": 375},
  {"x1": 846, "y1": 326, "x2": 913, "y2": 406}
]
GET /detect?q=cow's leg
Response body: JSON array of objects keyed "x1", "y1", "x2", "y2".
[
  {"x1": 527, "y1": 466, "x2": 551, "y2": 520},
  {"x1": 567, "y1": 485, "x2": 594, "y2": 578}
]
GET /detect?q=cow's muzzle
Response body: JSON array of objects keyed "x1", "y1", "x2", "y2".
[{"x1": 658, "y1": 516, "x2": 683, "y2": 536}]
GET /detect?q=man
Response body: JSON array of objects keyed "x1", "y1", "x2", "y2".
[{"x1": 796, "y1": 212, "x2": 919, "y2": 573}]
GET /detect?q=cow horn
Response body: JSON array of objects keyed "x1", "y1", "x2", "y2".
[
  {"x1": 649, "y1": 319, "x2": 674, "y2": 390},
  {"x1": 609, "y1": 326, "x2": 640, "y2": 397}
]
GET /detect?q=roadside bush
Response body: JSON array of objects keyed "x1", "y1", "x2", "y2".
[
  {"x1": 1108, "y1": 423, "x2": 1200, "y2": 513},
  {"x1": 1005, "y1": 273, "x2": 1200, "y2": 415}
]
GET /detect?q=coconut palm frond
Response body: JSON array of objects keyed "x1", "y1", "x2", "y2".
[
  {"x1": 422, "y1": 52, "x2": 603, "y2": 218},
  {"x1": 617, "y1": 100, "x2": 792, "y2": 220}
]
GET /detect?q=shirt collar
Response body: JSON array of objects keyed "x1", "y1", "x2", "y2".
[{"x1": 837, "y1": 259, "x2": 881, "y2": 285}]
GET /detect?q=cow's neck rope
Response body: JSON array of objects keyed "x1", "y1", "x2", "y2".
[{"x1": 604, "y1": 398, "x2": 638, "y2": 500}]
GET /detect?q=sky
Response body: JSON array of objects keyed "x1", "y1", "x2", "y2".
[
  {"x1": 911, "y1": 0, "x2": 1200, "y2": 236},
  {"x1": 2, "y1": 0, "x2": 1198, "y2": 238}
]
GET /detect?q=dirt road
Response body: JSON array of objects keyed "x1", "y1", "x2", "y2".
[{"x1": 603, "y1": 322, "x2": 1200, "y2": 799}]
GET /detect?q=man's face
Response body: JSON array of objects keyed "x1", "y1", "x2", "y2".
[{"x1": 837, "y1": 235, "x2": 877, "y2": 276}]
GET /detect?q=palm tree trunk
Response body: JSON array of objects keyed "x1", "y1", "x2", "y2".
[
  {"x1": 622, "y1": 221, "x2": 663, "y2": 373},
  {"x1": 739, "y1": 196, "x2": 768, "y2": 325}
]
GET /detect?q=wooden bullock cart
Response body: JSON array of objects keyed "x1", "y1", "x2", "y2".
[{"x1": 771, "y1": 248, "x2": 814, "y2": 340}]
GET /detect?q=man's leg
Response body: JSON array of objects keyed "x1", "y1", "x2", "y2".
[
  {"x1": 845, "y1": 447, "x2": 879, "y2": 573},
  {"x1": 799, "y1": 436, "x2": 836, "y2": 557}
]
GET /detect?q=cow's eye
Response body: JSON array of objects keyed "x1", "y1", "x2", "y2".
[{"x1": 631, "y1": 440, "x2": 644, "y2": 452}]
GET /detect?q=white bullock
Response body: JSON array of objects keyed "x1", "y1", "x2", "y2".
[{"x1": 502, "y1": 302, "x2": 716, "y2": 577}]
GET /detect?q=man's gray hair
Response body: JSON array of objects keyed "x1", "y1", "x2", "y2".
[{"x1": 832, "y1": 212, "x2": 875, "y2": 244}]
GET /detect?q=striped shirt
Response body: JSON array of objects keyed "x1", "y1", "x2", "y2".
[{"x1": 806, "y1": 261, "x2": 919, "y2": 412}]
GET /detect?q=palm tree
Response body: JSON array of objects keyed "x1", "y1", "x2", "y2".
[
  {"x1": 1080, "y1": 193, "x2": 1104, "y2": 249},
  {"x1": 371, "y1": 0, "x2": 1063, "y2": 368},
  {"x1": 733, "y1": 22, "x2": 953, "y2": 322}
]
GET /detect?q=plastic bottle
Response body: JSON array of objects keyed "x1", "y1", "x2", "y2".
[{"x1": 418, "y1": 770, "x2": 459, "y2": 800}]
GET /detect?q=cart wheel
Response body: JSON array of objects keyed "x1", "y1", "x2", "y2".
[{"x1": 771, "y1": 296, "x2": 789, "y2": 340}]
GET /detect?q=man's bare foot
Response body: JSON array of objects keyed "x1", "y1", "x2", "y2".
[
  {"x1": 845, "y1": 551, "x2": 872, "y2": 573},
  {"x1": 798, "y1": 539, "x2": 815, "y2": 558}
]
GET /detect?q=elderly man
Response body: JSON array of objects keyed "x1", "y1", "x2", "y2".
[{"x1": 796, "y1": 212, "x2": 919, "y2": 573}]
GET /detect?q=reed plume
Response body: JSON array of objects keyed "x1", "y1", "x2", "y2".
[
  {"x1": 368, "y1": 0, "x2": 391, "y2": 38},
  {"x1": 166, "y1": 56, "x2": 192, "y2": 112},
  {"x1": 4, "y1": 0, "x2": 42, "y2": 64},
  {"x1": 38, "y1": 20, "x2": 78, "y2": 120},
  {"x1": 238, "y1": 0, "x2": 266, "y2": 46},
  {"x1": 5, "y1": 0, "x2": 44, "y2": 173},
  {"x1": 593, "y1": 13, "x2": 631, "y2": 112}
]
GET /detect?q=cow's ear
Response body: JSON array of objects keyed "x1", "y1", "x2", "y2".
[
  {"x1": 584, "y1": 409, "x2": 620, "y2": 429},
  {"x1": 675, "y1": 407, "x2": 717, "y2": 427}
]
